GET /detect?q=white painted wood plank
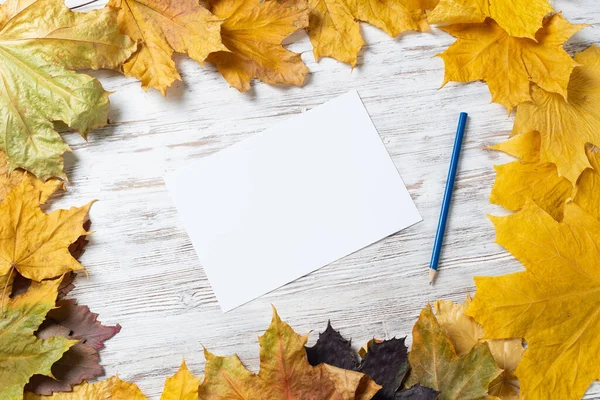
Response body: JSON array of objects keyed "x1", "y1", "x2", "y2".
[{"x1": 43, "y1": 1, "x2": 600, "y2": 398}]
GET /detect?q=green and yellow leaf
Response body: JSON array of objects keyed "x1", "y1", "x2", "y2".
[
  {"x1": 0, "y1": 0, "x2": 136, "y2": 180},
  {"x1": 1, "y1": 280, "x2": 76, "y2": 400},
  {"x1": 406, "y1": 304, "x2": 501, "y2": 399}
]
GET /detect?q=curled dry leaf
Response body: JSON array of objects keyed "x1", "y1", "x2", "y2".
[
  {"x1": 320, "y1": 364, "x2": 382, "y2": 400},
  {"x1": 108, "y1": 0, "x2": 226, "y2": 95},
  {"x1": 358, "y1": 338, "x2": 383, "y2": 359},
  {"x1": 207, "y1": 0, "x2": 309, "y2": 92},
  {"x1": 160, "y1": 360, "x2": 200, "y2": 400},
  {"x1": 0, "y1": 280, "x2": 76, "y2": 400},
  {"x1": 0, "y1": 180, "x2": 92, "y2": 281},
  {"x1": 428, "y1": 0, "x2": 553, "y2": 39},
  {"x1": 405, "y1": 304, "x2": 501, "y2": 400},
  {"x1": 468, "y1": 201, "x2": 600, "y2": 399},
  {"x1": 24, "y1": 376, "x2": 147, "y2": 400},
  {"x1": 439, "y1": 14, "x2": 584, "y2": 112},
  {"x1": 307, "y1": 0, "x2": 433, "y2": 67},
  {"x1": 198, "y1": 307, "x2": 378, "y2": 399},
  {"x1": 435, "y1": 297, "x2": 524, "y2": 399},
  {"x1": 0, "y1": 0, "x2": 136, "y2": 181},
  {"x1": 513, "y1": 45, "x2": 600, "y2": 184}
]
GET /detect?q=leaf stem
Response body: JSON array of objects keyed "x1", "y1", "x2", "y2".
[{"x1": 1, "y1": 266, "x2": 14, "y2": 318}]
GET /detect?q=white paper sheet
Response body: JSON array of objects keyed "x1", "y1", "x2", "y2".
[{"x1": 165, "y1": 91, "x2": 422, "y2": 311}]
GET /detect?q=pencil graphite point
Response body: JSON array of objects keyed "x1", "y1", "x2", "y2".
[{"x1": 429, "y1": 269, "x2": 437, "y2": 285}]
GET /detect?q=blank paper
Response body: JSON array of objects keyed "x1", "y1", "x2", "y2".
[{"x1": 165, "y1": 91, "x2": 421, "y2": 312}]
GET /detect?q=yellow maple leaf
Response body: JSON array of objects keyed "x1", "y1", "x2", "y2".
[
  {"x1": 405, "y1": 304, "x2": 502, "y2": 399},
  {"x1": 207, "y1": 0, "x2": 309, "y2": 92},
  {"x1": 1, "y1": 280, "x2": 76, "y2": 400},
  {"x1": 488, "y1": 130, "x2": 540, "y2": 164},
  {"x1": 307, "y1": 0, "x2": 432, "y2": 67},
  {"x1": 490, "y1": 133, "x2": 600, "y2": 222},
  {"x1": 439, "y1": 14, "x2": 584, "y2": 111},
  {"x1": 488, "y1": 132, "x2": 571, "y2": 220},
  {"x1": 468, "y1": 201, "x2": 600, "y2": 399},
  {"x1": 108, "y1": 0, "x2": 227, "y2": 95},
  {"x1": 435, "y1": 297, "x2": 524, "y2": 399},
  {"x1": 428, "y1": 0, "x2": 553, "y2": 39},
  {"x1": 0, "y1": 0, "x2": 136, "y2": 181},
  {"x1": 0, "y1": 180, "x2": 92, "y2": 281},
  {"x1": 198, "y1": 307, "x2": 377, "y2": 399},
  {"x1": 513, "y1": 45, "x2": 600, "y2": 184},
  {"x1": 24, "y1": 376, "x2": 147, "y2": 400},
  {"x1": 23, "y1": 361, "x2": 378, "y2": 400},
  {"x1": 160, "y1": 360, "x2": 200, "y2": 400},
  {"x1": 490, "y1": 161, "x2": 571, "y2": 221},
  {"x1": 0, "y1": 152, "x2": 63, "y2": 204}
]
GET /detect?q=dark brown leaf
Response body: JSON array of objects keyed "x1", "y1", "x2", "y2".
[
  {"x1": 307, "y1": 323, "x2": 410, "y2": 400},
  {"x1": 45, "y1": 299, "x2": 121, "y2": 350},
  {"x1": 306, "y1": 322, "x2": 358, "y2": 370}
]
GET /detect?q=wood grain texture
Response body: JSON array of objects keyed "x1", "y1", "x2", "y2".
[{"x1": 48, "y1": 0, "x2": 600, "y2": 398}]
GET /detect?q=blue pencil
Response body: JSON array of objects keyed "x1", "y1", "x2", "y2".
[{"x1": 429, "y1": 112, "x2": 468, "y2": 285}]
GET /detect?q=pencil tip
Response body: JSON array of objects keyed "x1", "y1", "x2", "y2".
[{"x1": 428, "y1": 269, "x2": 437, "y2": 285}]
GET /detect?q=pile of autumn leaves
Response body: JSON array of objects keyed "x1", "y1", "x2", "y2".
[
  {"x1": 0, "y1": 191, "x2": 512, "y2": 400},
  {"x1": 0, "y1": 167, "x2": 507, "y2": 399},
  {"x1": 1, "y1": 0, "x2": 600, "y2": 398}
]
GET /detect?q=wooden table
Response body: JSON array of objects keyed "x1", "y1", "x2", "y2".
[{"x1": 56, "y1": 1, "x2": 600, "y2": 397}]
